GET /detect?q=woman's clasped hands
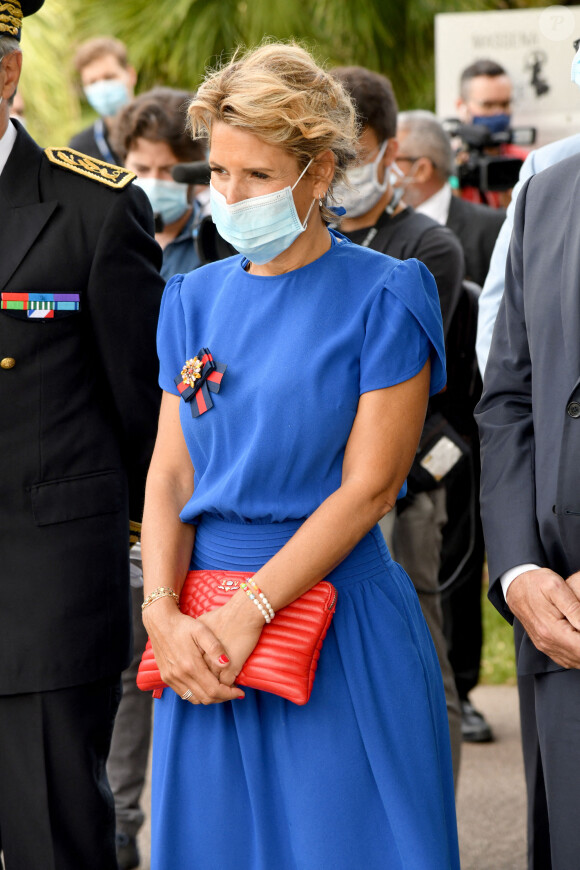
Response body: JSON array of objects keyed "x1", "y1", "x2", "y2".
[{"x1": 142, "y1": 593, "x2": 264, "y2": 704}]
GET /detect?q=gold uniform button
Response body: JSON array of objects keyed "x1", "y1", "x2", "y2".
[{"x1": 1, "y1": 357, "x2": 16, "y2": 369}]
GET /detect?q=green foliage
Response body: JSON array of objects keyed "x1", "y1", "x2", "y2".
[
  {"x1": 19, "y1": 0, "x2": 81, "y2": 145},
  {"x1": 480, "y1": 565, "x2": 517, "y2": 685},
  {"x1": 19, "y1": 0, "x2": 554, "y2": 146}
]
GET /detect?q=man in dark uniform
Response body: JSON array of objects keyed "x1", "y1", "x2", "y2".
[{"x1": 0, "y1": 3, "x2": 164, "y2": 868}]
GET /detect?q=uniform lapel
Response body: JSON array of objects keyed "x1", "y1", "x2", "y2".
[{"x1": 0, "y1": 121, "x2": 57, "y2": 290}]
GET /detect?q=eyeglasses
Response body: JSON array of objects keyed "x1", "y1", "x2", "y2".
[{"x1": 395, "y1": 155, "x2": 439, "y2": 172}]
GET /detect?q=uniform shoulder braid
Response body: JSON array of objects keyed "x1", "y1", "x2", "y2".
[{"x1": 43, "y1": 147, "x2": 136, "y2": 190}]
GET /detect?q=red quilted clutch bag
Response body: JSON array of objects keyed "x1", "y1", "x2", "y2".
[{"x1": 137, "y1": 570, "x2": 337, "y2": 705}]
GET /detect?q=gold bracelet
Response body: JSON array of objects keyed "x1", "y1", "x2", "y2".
[{"x1": 141, "y1": 586, "x2": 180, "y2": 611}]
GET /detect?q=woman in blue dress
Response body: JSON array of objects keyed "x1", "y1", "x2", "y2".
[{"x1": 141, "y1": 42, "x2": 460, "y2": 870}]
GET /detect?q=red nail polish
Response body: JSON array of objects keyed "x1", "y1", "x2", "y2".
[{"x1": 218, "y1": 654, "x2": 230, "y2": 664}]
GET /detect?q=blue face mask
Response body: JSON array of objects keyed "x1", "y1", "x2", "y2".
[
  {"x1": 84, "y1": 79, "x2": 130, "y2": 118},
  {"x1": 471, "y1": 113, "x2": 511, "y2": 135},
  {"x1": 133, "y1": 177, "x2": 190, "y2": 226},
  {"x1": 571, "y1": 47, "x2": 580, "y2": 87},
  {"x1": 209, "y1": 160, "x2": 315, "y2": 265}
]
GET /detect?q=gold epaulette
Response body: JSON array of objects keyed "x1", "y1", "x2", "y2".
[
  {"x1": 44, "y1": 147, "x2": 136, "y2": 190},
  {"x1": 129, "y1": 520, "x2": 142, "y2": 547},
  {"x1": 0, "y1": 2, "x2": 23, "y2": 37}
]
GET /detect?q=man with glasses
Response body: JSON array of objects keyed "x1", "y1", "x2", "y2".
[
  {"x1": 394, "y1": 109, "x2": 505, "y2": 746},
  {"x1": 476, "y1": 35, "x2": 580, "y2": 870},
  {"x1": 330, "y1": 65, "x2": 464, "y2": 787},
  {"x1": 396, "y1": 110, "x2": 505, "y2": 288}
]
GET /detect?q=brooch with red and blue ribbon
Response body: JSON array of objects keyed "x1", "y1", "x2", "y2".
[{"x1": 175, "y1": 348, "x2": 227, "y2": 417}]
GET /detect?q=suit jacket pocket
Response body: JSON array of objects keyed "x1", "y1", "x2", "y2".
[{"x1": 31, "y1": 469, "x2": 123, "y2": 526}]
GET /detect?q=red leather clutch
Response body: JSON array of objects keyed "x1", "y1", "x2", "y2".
[{"x1": 137, "y1": 570, "x2": 337, "y2": 705}]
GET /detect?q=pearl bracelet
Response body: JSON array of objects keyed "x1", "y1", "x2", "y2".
[
  {"x1": 248, "y1": 578, "x2": 275, "y2": 621},
  {"x1": 141, "y1": 586, "x2": 180, "y2": 611},
  {"x1": 240, "y1": 580, "x2": 275, "y2": 624}
]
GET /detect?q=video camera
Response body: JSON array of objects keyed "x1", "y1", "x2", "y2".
[{"x1": 443, "y1": 119, "x2": 536, "y2": 192}]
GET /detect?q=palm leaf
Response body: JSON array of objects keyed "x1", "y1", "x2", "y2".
[
  {"x1": 18, "y1": 0, "x2": 81, "y2": 144},
  {"x1": 18, "y1": 0, "x2": 556, "y2": 145}
]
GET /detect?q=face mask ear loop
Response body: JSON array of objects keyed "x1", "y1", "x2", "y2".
[
  {"x1": 302, "y1": 197, "x2": 317, "y2": 229},
  {"x1": 292, "y1": 158, "x2": 316, "y2": 228},
  {"x1": 373, "y1": 140, "x2": 389, "y2": 178},
  {"x1": 390, "y1": 160, "x2": 404, "y2": 180},
  {"x1": 292, "y1": 157, "x2": 314, "y2": 191}
]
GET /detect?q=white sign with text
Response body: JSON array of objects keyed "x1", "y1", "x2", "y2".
[{"x1": 435, "y1": 5, "x2": 580, "y2": 146}]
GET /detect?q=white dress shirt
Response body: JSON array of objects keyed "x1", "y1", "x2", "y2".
[
  {"x1": 500, "y1": 564, "x2": 542, "y2": 601},
  {"x1": 0, "y1": 118, "x2": 17, "y2": 177},
  {"x1": 414, "y1": 182, "x2": 453, "y2": 227},
  {"x1": 476, "y1": 133, "x2": 580, "y2": 376},
  {"x1": 412, "y1": 177, "x2": 541, "y2": 608}
]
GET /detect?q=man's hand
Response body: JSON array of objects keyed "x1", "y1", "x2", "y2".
[{"x1": 506, "y1": 568, "x2": 580, "y2": 668}]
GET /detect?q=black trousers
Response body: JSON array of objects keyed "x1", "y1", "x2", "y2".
[
  {"x1": 440, "y1": 444, "x2": 485, "y2": 700},
  {"x1": 517, "y1": 659, "x2": 580, "y2": 870},
  {"x1": 0, "y1": 676, "x2": 121, "y2": 870}
]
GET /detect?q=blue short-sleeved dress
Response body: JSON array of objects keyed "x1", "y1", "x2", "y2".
[{"x1": 151, "y1": 231, "x2": 460, "y2": 870}]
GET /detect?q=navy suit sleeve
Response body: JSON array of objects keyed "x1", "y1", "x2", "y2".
[
  {"x1": 475, "y1": 177, "x2": 545, "y2": 621},
  {"x1": 87, "y1": 183, "x2": 165, "y2": 522}
]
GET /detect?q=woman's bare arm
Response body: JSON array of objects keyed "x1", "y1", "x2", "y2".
[
  {"x1": 197, "y1": 360, "x2": 431, "y2": 682},
  {"x1": 141, "y1": 392, "x2": 245, "y2": 703}
]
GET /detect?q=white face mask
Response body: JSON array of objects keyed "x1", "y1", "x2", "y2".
[
  {"x1": 209, "y1": 159, "x2": 315, "y2": 265},
  {"x1": 332, "y1": 140, "x2": 389, "y2": 218},
  {"x1": 390, "y1": 158, "x2": 419, "y2": 200}
]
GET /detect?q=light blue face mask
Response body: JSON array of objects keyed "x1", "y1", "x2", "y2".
[
  {"x1": 84, "y1": 79, "x2": 130, "y2": 118},
  {"x1": 133, "y1": 177, "x2": 190, "y2": 226},
  {"x1": 209, "y1": 159, "x2": 315, "y2": 265},
  {"x1": 572, "y1": 46, "x2": 580, "y2": 87}
]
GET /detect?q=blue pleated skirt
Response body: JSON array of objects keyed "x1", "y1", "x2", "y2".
[{"x1": 151, "y1": 517, "x2": 460, "y2": 870}]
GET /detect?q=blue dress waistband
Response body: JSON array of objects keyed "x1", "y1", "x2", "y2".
[{"x1": 191, "y1": 515, "x2": 392, "y2": 589}]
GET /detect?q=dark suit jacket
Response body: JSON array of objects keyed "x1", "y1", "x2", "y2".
[
  {"x1": 476, "y1": 152, "x2": 580, "y2": 674},
  {"x1": 0, "y1": 121, "x2": 164, "y2": 694},
  {"x1": 344, "y1": 206, "x2": 464, "y2": 337},
  {"x1": 446, "y1": 195, "x2": 505, "y2": 288},
  {"x1": 69, "y1": 122, "x2": 120, "y2": 165}
]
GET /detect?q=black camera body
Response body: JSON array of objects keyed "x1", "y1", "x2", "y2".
[{"x1": 443, "y1": 119, "x2": 536, "y2": 192}]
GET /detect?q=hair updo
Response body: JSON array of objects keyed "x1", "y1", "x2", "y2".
[{"x1": 188, "y1": 42, "x2": 359, "y2": 222}]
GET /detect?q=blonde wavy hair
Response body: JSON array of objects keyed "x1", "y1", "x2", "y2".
[{"x1": 188, "y1": 42, "x2": 359, "y2": 223}]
